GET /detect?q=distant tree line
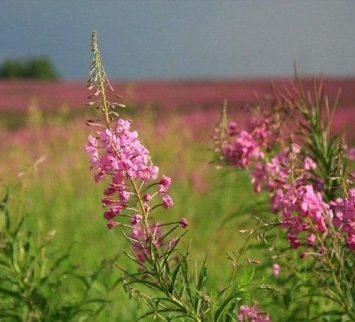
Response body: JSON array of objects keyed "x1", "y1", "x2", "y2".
[{"x1": 0, "y1": 57, "x2": 59, "y2": 80}]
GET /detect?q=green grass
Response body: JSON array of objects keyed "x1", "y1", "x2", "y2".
[{"x1": 0, "y1": 110, "x2": 331, "y2": 321}]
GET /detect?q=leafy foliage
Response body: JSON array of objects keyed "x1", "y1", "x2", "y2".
[{"x1": 0, "y1": 190, "x2": 117, "y2": 321}]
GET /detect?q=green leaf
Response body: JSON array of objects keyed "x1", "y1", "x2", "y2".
[{"x1": 214, "y1": 292, "x2": 239, "y2": 321}]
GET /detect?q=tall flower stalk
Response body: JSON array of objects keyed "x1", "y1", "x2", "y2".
[
  {"x1": 85, "y1": 32, "x2": 272, "y2": 321},
  {"x1": 214, "y1": 77, "x2": 354, "y2": 320}
]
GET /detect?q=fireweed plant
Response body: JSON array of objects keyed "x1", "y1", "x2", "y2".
[
  {"x1": 214, "y1": 78, "x2": 354, "y2": 320},
  {"x1": 85, "y1": 32, "x2": 273, "y2": 321}
]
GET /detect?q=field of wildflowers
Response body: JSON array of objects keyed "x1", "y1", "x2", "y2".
[{"x1": 0, "y1": 33, "x2": 354, "y2": 321}]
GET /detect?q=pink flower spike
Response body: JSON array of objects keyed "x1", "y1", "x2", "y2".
[
  {"x1": 162, "y1": 195, "x2": 173, "y2": 209},
  {"x1": 179, "y1": 218, "x2": 188, "y2": 228},
  {"x1": 85, "y1": 117, "x2": 163, "y2": 227}
]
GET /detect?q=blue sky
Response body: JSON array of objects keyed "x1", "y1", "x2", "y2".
[{"x1": 2, "y1": 1, "x2": 355, "y2": 79}]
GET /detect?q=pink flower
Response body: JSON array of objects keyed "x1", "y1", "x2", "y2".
[
  {"x1": 307, "y1": 233, "x2": 316, "y2": 246},
  {"x1": 248, "y1": 116, "x2": 276, "y2": 150},
  {"x1": 223, "y1": 130, "x2": 263, "y2": 169},
  {"x1": 104, "y1": 208, "x2": 120, "y2": 220},
  {"x1": 303, "y1": 156, "x2": 317, "y2": 170},
  {"x1": 84, "y1": 135, "x2": 99, "y2": 165},
  {"x1": 119, "y1": 191, "x2": 131, "y2": 202},
  {"x1": 290, "y1": 143, "x2": 301, "y2": 154},
  {"x1": 162, "y1": 195, "x2": 173, "y2": 209},
  {"x1": 159, "y1": 175, "x2": 172, "y2": 194},
  {"x1": 130, "y1": 214, "x2": 142, "y2": 226},
  {"x1": 272, "y1": 263, "x2": 280, "y2": 277},
  {"x1": 227, "y1": 122, "x2": 238, "y2": 136},
  {"x1": 277, "y1": 184, "x2": 330, "y2": 249},
  {"x1": 238, "y1": 304, "x2": 271, "y2": 322},
  {"x1": 107, "y1": 220, "x2": 118, "y2": 230},
  {"x1": 251, "y1": 150, "x2": 290, "y2": 193},
  {"x1": 348, "y1": 147, "x2": 355, "y2": 161},
  {"x1": 220, "y1": 114, "x2": 280, "y2": 170},
  {"x1": 143, "y1": 193, "x2": 152, "y2": 202},
  {"x1": 130, "y1": 223, "x2": 165, "y2": 263},
  {"x1": 179, "y1": 218, "x2": 188, "y2": 228},
  {"x1": 330, "y1": 189, "x2": 355, "y2": 249},
  {"x1": 86, "y1": 118, "x2": 165, "y2": 227}
]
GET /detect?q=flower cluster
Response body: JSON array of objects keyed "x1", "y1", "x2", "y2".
[
  {"x1": 252, "y1": 147, "x2": 330, "y2": 249},
  {"x1": 221, "y1": 118, "x2": 273, "y2": 168},
  {"x1": 222, "y1": 130, "x2": 263, "y2": 168},
  {"x1": 238, "y1": 304, "x2": 271, "y2": 322},
  {"x1": 330, "y1": 189, "x2": 355, "y2": 249},
  {"x1": 85, "y1": 117, "x2": 189, "y2": 263},
  {"x1": 251, "y1": 150, "x2": 290, "y2": 193},
  {"x1": 219, "y1": 106, "x2": 283, "y2": 169},
  {"x1": 278, "y1": 184, "x2": 330, "y2": 249},
  {"x1": 219, "y1": 108, "x2": 355, "y2": 253},
  {"x1": 247, "y1": 114, "x2": 277, "y2": 150},
  {"x1": 216, "y1": 110, "x2": 355, "y2": 251},
  {"x1": 249, "y1": 142, "x2": 328, "y2": 247},
  {"x1": 85, "y1": 118, "x2": 174, "y2": 228}
]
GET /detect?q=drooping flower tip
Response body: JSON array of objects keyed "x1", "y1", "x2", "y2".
[{"x1": 179, "y1": 218, "x2": 188, "y2": 228}]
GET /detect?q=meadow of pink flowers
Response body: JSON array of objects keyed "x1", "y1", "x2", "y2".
[{"x1": 1, "y1": 57, "x2": 354, "y2": 320}]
